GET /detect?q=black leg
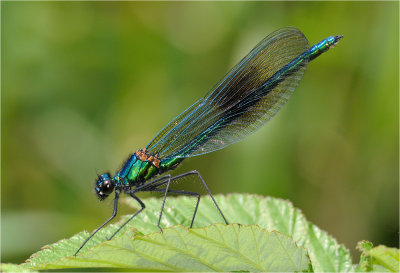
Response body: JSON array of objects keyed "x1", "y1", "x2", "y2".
[
  {"x1": 74, "y1": 190, "x2": 120, "y2": 256},
  {"x1": 143, "y1": 170, "x2": 228, "y2": 230},
  {"x1": 186, "y1": 170, "x2": 229, "y2": 225},
  {"x1": 107, "y1": 193, "x2": 145, "y2": 240},
  {"x1": 103, "y1": 175, "x2": 172, "y2": 240},
  {"x1": 148, "y1": 188, "x2": 200, "y2": 229},
  {"x1": 157, "y1": 175, "x2": 171, "y2": 232},
  {"x1": 135, "y1": 174, "x2": 171, "y2": 191}
]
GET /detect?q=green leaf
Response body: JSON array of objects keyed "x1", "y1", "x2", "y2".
[
  {"x1": 34, "y1": 224, "x2": 309, "y2": 272},
  {"x1": 9, "y1": 194, "x2": 355, "y2": 271},
  {"x1": 369, "y1": 245, "x2": 400, "y2": 272},
  {"x1": 357, "y1": 240, "x2": 375, "y2": 272},
  {"x1": 123, "y1": 194, "x2": 354, "y2": 272},
  {"x1": 0, "y1": 263, "x2": 37, "y2": 273},
  {"x1": 356, "y1": 241, "x2": 400, "y2": 272}
]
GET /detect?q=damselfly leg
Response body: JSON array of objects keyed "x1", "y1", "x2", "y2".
[
  {"x1": 106, "y1": 174, "x2": 173, "y2": 240},
  {"x1": 74, "y1": 189, "x2": 121, "y2": 256},
  {"x1": 106, "y1": 193, "x2": 145, "y2": 241},
  {"x1": 110, "y1": 170, "x2": 228, "y2": 238},
  {"x1": 144, "y1": 170, "x2": 229, "y2": 231},
  {"x1": 148, "y1": 188, "x2": 200, "y2": 230}
]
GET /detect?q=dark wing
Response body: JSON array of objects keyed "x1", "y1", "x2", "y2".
[{"x1": 146, "y1": 27, "x2": 309, "y2": 159}]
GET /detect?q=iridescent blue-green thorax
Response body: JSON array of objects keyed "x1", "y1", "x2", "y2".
[{"x1": 114, "y1": 149, "x2": 183, "y2": 188}]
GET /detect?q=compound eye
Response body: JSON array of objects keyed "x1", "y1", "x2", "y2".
[{"x1": 101, "y1": 179, "x2": 114, "y2": 195}]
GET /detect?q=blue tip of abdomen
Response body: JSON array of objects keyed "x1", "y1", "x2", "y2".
[{"x1": 308, "y1": 34, "x2": 343, "y2": 61}]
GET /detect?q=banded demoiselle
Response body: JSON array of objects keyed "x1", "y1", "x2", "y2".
[{"x1": 75, "y1": 27, "x2": 343, "y2": 255}]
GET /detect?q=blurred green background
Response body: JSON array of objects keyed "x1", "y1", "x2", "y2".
[{"x1": 2, "y1": 2, "x2": 398, "y2": 264}]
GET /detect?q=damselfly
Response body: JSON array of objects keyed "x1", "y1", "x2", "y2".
[{"x1": 75, "y1": 27, "x2": 342, "y2": 255}]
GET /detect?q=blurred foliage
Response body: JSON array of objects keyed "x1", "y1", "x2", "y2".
[{"x1": 2, "y1": 1, "x2": 398, "y2": 264}]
